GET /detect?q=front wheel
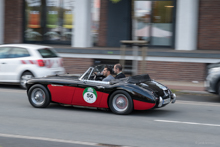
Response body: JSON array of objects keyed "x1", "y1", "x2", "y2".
[
  {"x1": 28, "y1": 84, "x2": 51, "y2": 108},
  {"x1": 109, "y1": 90, "x2": 133, "y2": 115}
]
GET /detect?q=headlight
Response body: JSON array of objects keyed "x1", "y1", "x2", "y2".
[{"x1": 208, "y1": 67, "x2": 220, "y2": 74}]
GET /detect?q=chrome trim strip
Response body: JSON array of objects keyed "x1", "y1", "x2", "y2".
[{"x1": 51, "y1": 84, "x2": 63, "y2": 87}]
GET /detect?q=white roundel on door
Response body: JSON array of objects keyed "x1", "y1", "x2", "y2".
[{"x1": 83, "y1": 87, "x2": 97, "y2": 103}]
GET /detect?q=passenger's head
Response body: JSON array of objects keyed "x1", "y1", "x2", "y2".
[
  {"x1": 114, "y1": 63, "x2": 122, "y2": 74},
  {"x1": 103, "y1": 66, "x2": 113, "y2": 77}
]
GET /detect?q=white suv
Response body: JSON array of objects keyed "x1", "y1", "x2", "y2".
[{"x1": 0, "y1": 44, "x2": 65, "y2": 88}]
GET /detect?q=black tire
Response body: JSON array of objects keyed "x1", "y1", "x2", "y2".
[
  {"x1": 218, "y1": 82, "x2": 220, "y2": 98},
  {"x1": 109, "y1": 90, "x2": 133, "y2": 115},
  {"x1": 20, "y1": 71, "x2": 34, "y2": 89},
  {"x1": 28, "y1": 84, "x2": 50, "y2": 108}
]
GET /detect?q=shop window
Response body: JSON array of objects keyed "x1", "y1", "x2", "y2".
[
  {"x1": 45, "y1": 0, "x2": 73, "y2": 41},
  {"x1": 25, "y1": 0, "x2": 43, "y2": 41},
  {"x1": 24, "y1": 0, "x2": 100, "y2": 46},
  {"x1": 24, "y1": 0, "x2": 74, "y2": 43},
  {"x1": 133, "y1": 0, "x2": 175, "y2": 47}
]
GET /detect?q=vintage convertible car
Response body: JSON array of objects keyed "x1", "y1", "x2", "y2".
[{"x1": 26, "y1": 65, "x2": 176, "y2": 115}]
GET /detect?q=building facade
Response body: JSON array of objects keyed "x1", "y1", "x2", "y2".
[
  {"x1": 0, "y1": 0, "x2": 220, "y2": 50},
  {"x1": 0, "y1": 0, "x2": 220, "y2": 82}
]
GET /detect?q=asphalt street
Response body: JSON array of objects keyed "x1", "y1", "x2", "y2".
[{"x1": 0, "y1": 84, "x2": 220, "y2": 147}]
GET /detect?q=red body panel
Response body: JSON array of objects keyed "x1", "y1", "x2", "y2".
[
  {"x1": 72, "y1": 87, "x2": 103, "y2": 107},
  {"x1": 48, "y1": 85, "x2": 155, "y2": 110},
  {"x1": 133, "y1": 100, "x2": 155, "y2": 110},
  {"x1": 99, "y1": 93, "x2": 109, "y2": 108},
  {"x1": 48, "y1": 85, "x2": 75, "y2": 104}
]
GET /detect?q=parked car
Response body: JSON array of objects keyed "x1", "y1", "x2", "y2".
[
  {"x1": 205, "y1": 62, "x2": 220, "y2": 97},
  {"x1": 0, "y1": 44, "x2": 65, "y2": 88},
  {"x1": 26, "y1": 65, "x2": 176, "y2": 115}
]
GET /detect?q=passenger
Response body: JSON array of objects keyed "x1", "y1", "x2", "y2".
[
  {"x1": 102, "y1": 66, "x2": 115, "y2": 82},
  {"x1": 113, "y1": 63, "x2": 126, "y2": 79}
]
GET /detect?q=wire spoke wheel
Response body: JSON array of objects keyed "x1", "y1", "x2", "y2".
[
  {"x1": 112, "y1": 94, "x2": 128, "y2": 112},
  {"x1": 109, "y1": 90, "x2": 133, "y2": 115},
  {"x1": 31, "y1": 88, "x2": 46, "y2": 106},
  {"x1": 28, "y1": 84, "x2": 51, "y2": 108}
]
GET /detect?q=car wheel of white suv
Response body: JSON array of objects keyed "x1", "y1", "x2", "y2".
[{"x1": 20, "y1": 71, "x2": 34, "y2": 89}]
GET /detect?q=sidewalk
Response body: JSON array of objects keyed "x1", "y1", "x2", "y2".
[{"x1": 157, "y1": 80, "x2": 206, "y2": 92}]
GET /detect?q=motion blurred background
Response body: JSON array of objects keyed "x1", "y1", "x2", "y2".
[{"x1": 0, "y1": 0, "x2": 220, "y2": 88}]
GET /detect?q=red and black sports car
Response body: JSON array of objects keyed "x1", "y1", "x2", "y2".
[{"x1": 26, "y1": 65, "x2": 176, "y2": 115}]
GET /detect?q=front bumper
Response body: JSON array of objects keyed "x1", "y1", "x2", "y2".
[{"x1": 157, "y1": 93, "x2": 176, "y2": 108}]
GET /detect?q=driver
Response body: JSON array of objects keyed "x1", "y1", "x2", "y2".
[{"x1": 102, "y1": 66, "x2": 115, "y2": 82}]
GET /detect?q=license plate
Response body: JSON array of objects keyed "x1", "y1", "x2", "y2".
[{"x1": 163, "y1": 98, "x2": 171, "y2": 104}]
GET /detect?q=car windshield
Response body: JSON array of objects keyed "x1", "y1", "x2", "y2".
[
  {"x1": 38, "y1": 48, "x2": 58, "y2": 58},
  {"x1": 79, "y1": 65, "x2": 106, "y2": 81},
  {"x1": 94, "y1": 65, "x2": 105, "y2": 73}
]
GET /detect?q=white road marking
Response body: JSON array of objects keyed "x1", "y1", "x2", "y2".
[
  {"x1": 0, "y1": 133, "x2": 130, "y2": 147},
  {"x1": 155, "y1": 120, "x2": 220, "y2": 127}
]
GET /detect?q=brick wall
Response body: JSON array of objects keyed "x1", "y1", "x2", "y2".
[
  {"x1": 4, "y1": 0, "x2": 23, "y2": 43},
  {"x1": 97, "y1": 0, "x2": 108, "y2": 47},
  {"x1": 63, "y1": 57, "x2": 207, "y2": 82},
  {"x1": 198, "y1": 0, "x2": 220, "y2": 50},
  {"x1": 138, "y1": 61, "x2": 206, "y2": 82},
  {"x1": 63, "y1": 58, "x2": 93, "y2": 74}
]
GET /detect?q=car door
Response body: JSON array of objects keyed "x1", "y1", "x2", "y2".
[
  {"x1": 3, "y1": 47, "x2": 31, "y2": 81},
  {"x1": 72, "y1": 80, "x2": 105, "y2": 107},
  {"x1": 0, "y1": 47, "x2": 12, "y2": 82},
  {"x1": 48, "y1": 84, "x2": 76, "y2": 105}
]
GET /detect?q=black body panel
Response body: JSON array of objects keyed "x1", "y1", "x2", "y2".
[{"x1": 26, "y1": 73, "x2": 172, "y2": 105}]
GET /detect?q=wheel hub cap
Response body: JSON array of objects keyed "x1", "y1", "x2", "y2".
[
  {"x1": 116, "y1": 97, "x2": 127, "y2": 109},
  {"x1": 31, "y1": 88, "x2": 45, "y2": 106},
  {"x1": 113, "y1": 94, "x2": 128, "y2": 112}
]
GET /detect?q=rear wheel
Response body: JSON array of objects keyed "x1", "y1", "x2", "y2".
[
  {"x1": 28, "y1": 84, "x2": 50, "y2": 108},
  {"x1": 20, "y1": 71, "x2": 34, "y2": 89},
  {"x1": 109, "y1": 90, "x2": 133, "y2": 115}
]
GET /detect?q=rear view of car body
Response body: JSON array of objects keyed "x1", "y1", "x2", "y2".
[
  {"x1": 0, "y1": 44, "x2": 65, "y2": 86},
  {"x1": 22, "y1": 47, "x2": 65, "y2": 78}
]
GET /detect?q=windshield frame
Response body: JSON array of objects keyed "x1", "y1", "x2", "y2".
[{"x1": 78, "y1": 66, "x2": 109, "y2": 84}]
